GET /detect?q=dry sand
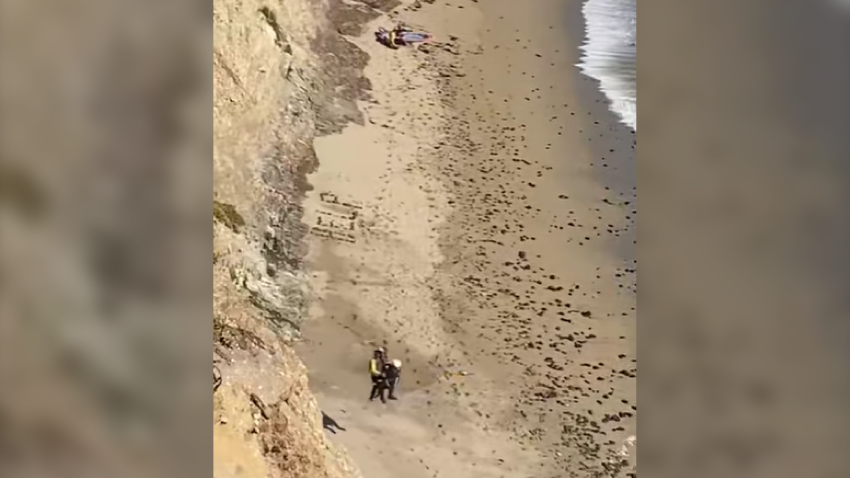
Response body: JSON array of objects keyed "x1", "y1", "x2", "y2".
[{"x1": 296, "y1": 1, "x2": 636, "y2": 477}]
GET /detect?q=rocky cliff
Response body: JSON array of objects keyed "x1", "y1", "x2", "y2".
[{"x1": 212, "y1": 0, "x2": 391, "y2": 476}]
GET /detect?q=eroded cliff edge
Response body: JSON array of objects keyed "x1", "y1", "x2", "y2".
[{"x1": 212, "y1": 0, "x2": 394, "y2": 476}]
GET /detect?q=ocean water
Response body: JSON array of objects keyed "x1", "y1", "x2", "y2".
[{"x1": 577, "y1": 0, "x2": 637, "y2": 130}]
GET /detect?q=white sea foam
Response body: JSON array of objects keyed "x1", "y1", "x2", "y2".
[{"x1": 577, "y1": 0, "x2": 637, "y2": 130}]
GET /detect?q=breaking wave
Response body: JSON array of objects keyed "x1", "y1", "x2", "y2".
[{"x1": 577, "y1": 0, "x2": 637, "y2": 130}]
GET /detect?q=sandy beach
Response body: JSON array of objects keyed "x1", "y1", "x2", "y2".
[{"x1": 295, "y1": 1, "x2": 636, "y2": 477}]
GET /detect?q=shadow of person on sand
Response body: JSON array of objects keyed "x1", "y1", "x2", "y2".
[{"x1": 322, "y1": 411, "x2": 347, "y2": 434}]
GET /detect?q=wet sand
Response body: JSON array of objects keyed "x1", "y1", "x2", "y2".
[{"x1": 295, "y1": 1, "x2": 636, "y2": 477}]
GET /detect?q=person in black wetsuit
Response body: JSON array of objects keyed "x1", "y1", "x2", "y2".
[{"x1": 383, "y1": 359, "x2": 402, "y2": 401}]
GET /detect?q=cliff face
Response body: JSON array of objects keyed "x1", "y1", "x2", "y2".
[{"x1": 212, "y1": 0, "x2": 377, "y2": 476}]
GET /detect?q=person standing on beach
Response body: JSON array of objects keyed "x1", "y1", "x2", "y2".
[
  {"x1": 368, "y1": 348, "x2": 387, "y2": 402},
  {"x1": 383, "y1": 359, "x2": 402, "y2": 400}
]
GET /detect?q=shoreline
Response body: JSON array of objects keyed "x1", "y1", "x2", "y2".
[
  {"x1": 565, "y1": 0, "x2": 637, "y2": 258},
  {"x1": 295, "y1": 1, "x2": 636, "y2": 477},
  {"x1": 574, "y1": 0, "x2": 637, "y2": 132}
]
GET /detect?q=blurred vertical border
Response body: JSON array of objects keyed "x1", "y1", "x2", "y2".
[
  {"x1": 639, "y1": 0, "x2": 850, "y2": 477},
  {"x1": 0, "y1": 0, "x2": 210, "y2": 477}
]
